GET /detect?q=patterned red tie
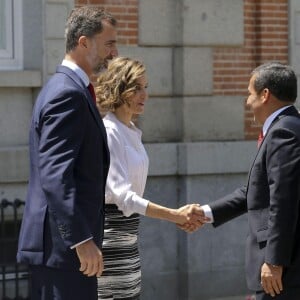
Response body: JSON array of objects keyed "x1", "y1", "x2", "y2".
[
  {"x1": 257, "y1": 130, "x2": 264, "y2": 148},
  {"x1": 87, "y1": 83, "x2": 96, "y2": 103}
]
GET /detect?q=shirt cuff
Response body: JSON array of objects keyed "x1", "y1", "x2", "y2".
[
  {"x1": 201, "y1": 205, "x2": 214, "y2": 223},
  {"x1": 70, "y1": 236, "x2": 93, "y2": 249},
  {"x1": 131, "y1": 194, "x2": 149, "y2": 216}
]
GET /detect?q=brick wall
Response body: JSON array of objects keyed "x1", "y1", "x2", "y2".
[
  {"x1": 75, "y1": 0, "x2": 138, "y2": 45},
  {"x1": 75, "y1": 0, "x2": 289, "y2": 140},
  {"x1": 214, "y1": 0, "x2": 288, "y2": 139}
]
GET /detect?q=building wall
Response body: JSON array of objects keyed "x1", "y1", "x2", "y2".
[
  {"x1": 290, "y1": 0, "x2": 300, "y2": 104},
  {"x1": 0, "y1": 0, "x2": 294, "y2": 299},
  {"x1": 214, "y1": 0, "x2": 288, "y2": 139},
  {"x1": 0, "y1": 0, "x2": 74, "y2": 201}
]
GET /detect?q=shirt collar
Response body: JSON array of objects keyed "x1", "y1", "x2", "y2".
[
  {"x1": 61, "y1": 59, "x2": 90, "y2": 87},
  {"x1": 262, "y1": 105, "x2": 293, "y2": 136}
]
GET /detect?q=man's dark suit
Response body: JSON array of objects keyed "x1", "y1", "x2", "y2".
[
  {"x1": 209, "y1": 106, "x2": 300, "y2": 298},
  {"x1": 17, "y1": 66, "x2": 109, "y2": 296}
]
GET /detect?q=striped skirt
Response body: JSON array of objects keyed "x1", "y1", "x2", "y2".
[{"x1": 97, "y1": 204, "x2": 141, "y2": 300}]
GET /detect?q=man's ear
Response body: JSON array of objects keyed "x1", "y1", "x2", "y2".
[
  {"x1": 78, "y1": 36, "x2": 88, "y2": 49},
  {"x1": 261, "y1": 88, "x2": 270, "y2": 103}
]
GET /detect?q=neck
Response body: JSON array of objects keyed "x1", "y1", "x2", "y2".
[
  {"x1": 113, "y1": 107, "x2": 133, "y2": 127},
  {"x1": 267, "y1": 102, "x2": 293, "y2": 118},
  {"x1": 64, "y1": 53, "x2": 93, "y2": 81},
  {"x1": 260, "y1": 98, "x2": 293, "y2": 125}
]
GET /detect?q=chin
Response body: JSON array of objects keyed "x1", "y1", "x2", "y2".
[{"x1": 93, "y1": 61, "x2": 107, "y2": 74}]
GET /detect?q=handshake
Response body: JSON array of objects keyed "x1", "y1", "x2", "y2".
[{"x1": 173, "y1": 204, "x2": 210, "y2": 233}]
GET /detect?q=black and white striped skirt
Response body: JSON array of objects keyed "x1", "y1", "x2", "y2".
[{"x1": 97, "y1": 204, "x2": 141, "y2": 300}]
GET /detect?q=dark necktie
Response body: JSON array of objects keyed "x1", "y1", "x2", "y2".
[
  {"x1": 257, "y1": 130, "x2": 264, "y2": 148},
  {"x1": 87, "y1": 83, "x2": 96, "y2": 103}
]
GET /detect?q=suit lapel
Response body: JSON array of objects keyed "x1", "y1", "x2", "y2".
[
  {"x1": 245, "y1": 105, "x2": 299, "y2": 193},
  {"x1": 257, "y1": 106, "x2": 299, "y2": 150},
  {"x1": 56, "y1": 66, "x2": 109, "y2": 153}
]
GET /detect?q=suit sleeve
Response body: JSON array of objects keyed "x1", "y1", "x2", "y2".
[
  {"x1": 38, "y1": 89, "x2": 91, "y2": 248},
  {"x1": 265, "y1": 128, "x2": 300, "y2": 266},
  {"x1": 210, "y1": 186, "x2": 247, "y2": 227}
]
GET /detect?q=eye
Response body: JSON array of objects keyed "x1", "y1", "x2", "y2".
[{"x1": 105, "y1": 42, "x2": 115, "y2": 48}]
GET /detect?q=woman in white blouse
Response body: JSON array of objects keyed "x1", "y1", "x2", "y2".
[{"x1": 95, "y1": 57, "x2": 202, "y2": 300}]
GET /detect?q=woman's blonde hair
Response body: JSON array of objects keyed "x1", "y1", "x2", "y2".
[{"x1": 96, "y1": 57, "x2": 146, "y2": 112}]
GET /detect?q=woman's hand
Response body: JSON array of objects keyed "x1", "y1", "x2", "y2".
[{"x1": 175, "y1": 204, "x2": 210, "y2": 232}]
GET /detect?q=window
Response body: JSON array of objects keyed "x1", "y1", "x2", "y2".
[{"x1": 0, "y1": 0, "x2": 23, "y2": 70}]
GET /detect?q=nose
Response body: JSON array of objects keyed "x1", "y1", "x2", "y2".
[
  {"x1": 245, "y1": 96, "x2": 251, "y2": 107},
  {"x1": 142, "y1": 89, "x2": 148, "y2": 100}
]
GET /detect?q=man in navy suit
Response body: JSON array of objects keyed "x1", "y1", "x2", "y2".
[
  {"x1": 17, "y1": 6, "x2": 118, "y2": 300},
  {"x1": 185, "y1": 62, "x2": 300, "y2": 299}
]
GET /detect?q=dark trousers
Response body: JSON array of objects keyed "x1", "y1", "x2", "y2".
[
  {"x1": 256, "y1": 288, "x2": 300, "y2": 300},
  {"x1": 30, "y1": 265, "x2": 97, "y2": 300}
]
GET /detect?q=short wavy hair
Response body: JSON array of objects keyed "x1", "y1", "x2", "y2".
[
  {"x1": 65, "y1": 6, "x2": 116, "y2": 53},
  {"x1": 252, "y1": 62, "x2": 297, "y2": 103},
  {"x1": 96, "y1": 57, "x2": 146, "y2": 112}
]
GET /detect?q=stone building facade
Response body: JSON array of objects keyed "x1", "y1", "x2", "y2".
[{"x1": 0, "y1": 0, "x2": 299, "y2": 299}]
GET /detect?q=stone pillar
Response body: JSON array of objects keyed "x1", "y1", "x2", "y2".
[
  {"x1": 290, "y1": 0, "x2": 300, "y2": 107},
  {"x1": 136, "y1": 0, "x2": 249, "y2": 299},
  {"x1": 44, "y1": 0, "x2": 74, "y2": 81}
]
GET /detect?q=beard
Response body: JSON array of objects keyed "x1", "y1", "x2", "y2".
[
  {"x1": 92, "y1": 61, "x2": 106, "y2": 75},
  {"x1": 92, "y1": 55, "x2": 114, "y2": 75}
]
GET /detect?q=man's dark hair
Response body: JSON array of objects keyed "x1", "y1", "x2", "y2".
[
  {"x1": 252, "y1": 62, "x2": 297, "y2": 103},
  {"x1": 65, "y1": 6, "x2": 117, "y2": 52}
]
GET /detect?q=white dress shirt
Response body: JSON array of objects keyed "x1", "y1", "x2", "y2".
[
  {"x1": 203, "y1": 105, "x2": 293, "y2": 223},
  {"x1": 104, "y1": 112, "x2": 150, "y2": 217},
  {"x1": 61, "y1": 59, "x2": 90, "y2": 87}
]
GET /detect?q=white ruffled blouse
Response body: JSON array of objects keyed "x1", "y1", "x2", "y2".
[{"x1": 103, "y1": 112, "x2": 149, "y2": 217}]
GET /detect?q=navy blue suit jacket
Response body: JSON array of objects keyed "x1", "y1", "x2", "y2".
[
  {"x1": 17, "y1": 66, "x2": 109, "y2": 271},
  {"x1": 209, "y1": 106, "x2": 300, "y2": 292}
]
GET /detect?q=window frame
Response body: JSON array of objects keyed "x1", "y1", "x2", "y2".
[{"x1": 0, "y1": 0, "x2": 23, "y2": 70}]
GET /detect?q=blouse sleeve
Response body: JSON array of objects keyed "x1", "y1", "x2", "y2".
[{"x1": 105, "y1": 126, "x2": 149, "y2": 217}]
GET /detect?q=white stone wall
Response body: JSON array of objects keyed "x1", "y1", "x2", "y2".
[
  {"x1": 0, "y1": 0, "x2": 73, "y2": 202},
  {"x1": 135, "y1": 0, "x2": 251, "y2": 299},
  {"x1": 45, "y1": 0, "x2": 74, "y2": 78},
  {"x1": 290, "y1": 0, "x2": 300, "y2": 108}
]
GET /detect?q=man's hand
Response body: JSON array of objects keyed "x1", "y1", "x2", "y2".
[
  {"x1": 176, "y1": 204, "x2": 210, "y2": 233},
  {"x1": 260, "y1": 262, "x2": 283, "y2": 297},
  {"x1": 75, "y1": 239, "x2": 104, "y2": 277}
]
